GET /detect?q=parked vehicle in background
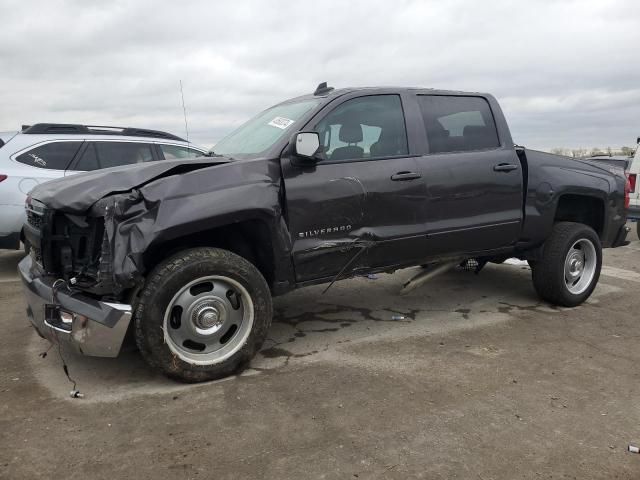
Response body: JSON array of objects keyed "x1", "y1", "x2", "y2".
[
  {"x1": 19, "y1": 84, "x2": 629, "y2": 382},
  {"x1": 627, "y1": 138, "x2": 640, "y2": 237},
  {"x1": 0, "y1": 124, "x2": 206, "y2": 250},
  {"x1": 0, "y1": 131, "x2": 19, "y2": 147}
]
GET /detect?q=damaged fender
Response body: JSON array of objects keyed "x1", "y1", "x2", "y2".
[{"x1": 30, "y1": 157, "x2": 296, "y2": 293}]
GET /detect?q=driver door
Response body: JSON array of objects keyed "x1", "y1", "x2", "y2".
[{"x1": 281, "y1": 94, "x2": 429, "y2": 283}]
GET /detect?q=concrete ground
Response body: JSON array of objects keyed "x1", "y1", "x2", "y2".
[{"x1": 1, "y1": 224, "x2": 639, "y2": 479}]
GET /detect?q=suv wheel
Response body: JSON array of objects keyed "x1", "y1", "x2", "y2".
[
  {"x1": 531, "y1": 222, "x2": 602, "y2": 307},
  {"x1": 134, "y1": 248, "x2": 272, "y2": 382}
]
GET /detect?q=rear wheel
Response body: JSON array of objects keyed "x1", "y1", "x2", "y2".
[
  {"x1": 636, "y1": 221, "x2": 639, "y2": 240},
  {"x1": 531, "y1": 222, "x2": 602, "y2": 307},
  {"x1": 134, "y1": 247, "x2": 272, "y2": 382}
]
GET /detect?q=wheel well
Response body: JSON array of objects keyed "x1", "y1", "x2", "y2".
[
  {"x1": 142, "y1": 220, "x2": 276, "y2": 287},
  {"x1": 554, "y1": 194, "x2": 604, "y2": 236}
]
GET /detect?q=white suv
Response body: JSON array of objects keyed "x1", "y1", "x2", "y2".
[
  {"x1": 0, "y1": 124, "x2": 206, "y2": 250},
  {"x1": 628, "y1": 138, "x2": 640, "y2": 237}
]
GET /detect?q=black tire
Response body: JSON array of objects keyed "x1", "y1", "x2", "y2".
[
  {"x1": 636, "y1": 221, "x2": 639, "y2": 241},
  {"x1": 531, "y1": 222, "x2": 602, "y2": 307},
  {"x1": 134, "y1": 247, "x2": 272, "y2": 383}
]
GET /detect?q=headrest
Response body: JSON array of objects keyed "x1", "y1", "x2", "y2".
[{"x1": 339, "y1": 122, "x2": 363, "y2": 143}]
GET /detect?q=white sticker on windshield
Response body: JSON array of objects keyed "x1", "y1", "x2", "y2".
[{"x1": 268, "y1": 117, "x2": 295, "y2": 130}]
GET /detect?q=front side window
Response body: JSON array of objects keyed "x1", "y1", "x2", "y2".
[
  {"x1": 314, "y1": 95, "x2": 408, "y2": 162},
  {"x1": 160, "y1": 144, "x2": 202, "y2": 159},
  {"x1": 418, "y1": 96, "x2": 500, "y2": 154},
  {"x1": 212, "y1": 99, "x2": 321, "y2": 158},
  {"x1": 15, "y1": 141, "x2": 82, "y2": 170},
  {"x1": 93, "y1": 142, "x2": 154, "y2": 169}
]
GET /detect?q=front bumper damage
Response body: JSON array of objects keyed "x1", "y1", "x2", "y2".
[{"x1": 19, "y1": 256, "x2": 132, "y2": 357}]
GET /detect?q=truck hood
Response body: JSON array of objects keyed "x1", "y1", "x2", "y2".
[{"x1": 30, "y1": 157, "x2": 232, "y2": 212}]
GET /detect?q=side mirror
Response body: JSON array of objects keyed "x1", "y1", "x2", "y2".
[{"x1": 293, "y1": 132, "x2": 320, "y2": 160}]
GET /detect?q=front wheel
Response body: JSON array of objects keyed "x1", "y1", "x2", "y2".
[
  {"x1": 531, "y1": 222, "x2": 602, "y2": 307},
  {"x1": 134, "y1": 247, "x2": 272, "y2": 382}
]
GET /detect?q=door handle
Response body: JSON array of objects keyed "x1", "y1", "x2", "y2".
[
  {"x1": 493, "y1": 163, "x2": 519, "y2": 172},
  {"x1": 391, "y1": 171, "x2": 422, "y2": 181}
]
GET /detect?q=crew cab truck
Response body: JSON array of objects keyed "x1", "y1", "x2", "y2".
[{"x1": 19, "y1": 84, "x2": 629, "y2": 382}]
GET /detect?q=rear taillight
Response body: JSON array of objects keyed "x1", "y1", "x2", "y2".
[
  {"x1": 629, "y1": 173, "x2": 636, "y2": 194},
  {"x1": 0, "y1": 175, "x2": 7, "y2": 183},
  {"x1": 624, "y1": 174, "x2": 631, "y2": 209}
]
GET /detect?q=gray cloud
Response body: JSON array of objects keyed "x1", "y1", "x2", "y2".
[{"x1": 1, "y1": 0, "x2": 638, "y2": 150}]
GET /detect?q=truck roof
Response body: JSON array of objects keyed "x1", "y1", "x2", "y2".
[{"x1": 283, "y1": 84, "x2": 492, "y2": 105}]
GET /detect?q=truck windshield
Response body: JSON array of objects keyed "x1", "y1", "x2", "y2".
[{"x1": 211, "y1": 99, "x2": 321, "y2": 159}]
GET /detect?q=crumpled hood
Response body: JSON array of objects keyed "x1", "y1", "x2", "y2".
[{"x1": 30, "y1": 157, "x2": 231, "y2": 212}]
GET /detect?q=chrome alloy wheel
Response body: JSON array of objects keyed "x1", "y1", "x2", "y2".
[
  {"x1": 163, "y1": 275, "x2": 254, "y2": 365},
  {"x1": 563, "y1": 238, "x2": 597, "y2": 295}
]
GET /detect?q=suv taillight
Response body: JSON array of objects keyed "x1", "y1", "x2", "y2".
[
  {"x1": 629, "y1": 173, "x2": 637, "y2": 194},
  {"x1": 0, "y1": 175, "x2": 6, "y2": 183}
]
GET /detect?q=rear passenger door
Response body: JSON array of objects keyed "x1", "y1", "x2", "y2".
[
  {"x1": 413, "y1": 94, "x2": 523, "y2": 254},
  {"x1": 68, "y1": 141, "x2": 156, "y2": 173}
]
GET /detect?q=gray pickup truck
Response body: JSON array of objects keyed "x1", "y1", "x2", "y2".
[{"x1": 20, "y1": 84, "x2": 629, "y2": 382}]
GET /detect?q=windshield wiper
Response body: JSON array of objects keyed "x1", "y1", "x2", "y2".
[{"x1": 206, "y1": 151, "x2": 224, "y2": 157}]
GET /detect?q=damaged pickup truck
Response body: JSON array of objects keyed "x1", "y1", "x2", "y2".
[{"x1": 19, "y1": 84, "x2": 630, "y2": 382}]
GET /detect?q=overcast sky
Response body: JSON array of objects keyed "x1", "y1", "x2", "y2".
[{"x1": 1, "y1": 0, "x2": 638, "y2": 151}]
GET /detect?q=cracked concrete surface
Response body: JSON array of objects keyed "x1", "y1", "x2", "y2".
[{"x1": 1, "y1": 225, "x2": 639, "y2": 479}]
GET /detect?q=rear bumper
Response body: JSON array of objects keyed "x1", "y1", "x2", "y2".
[
  {"x1": 19, "y1": 256, "x2": 132, "y2": 357},
  {"x1": 0, "y1": 203, "x2": 26, "y2": 248},
  {"x1": 0, "y1": 232, "x2": 20, "y2": 250}
]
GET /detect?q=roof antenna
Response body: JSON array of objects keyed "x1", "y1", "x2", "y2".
[{"x1": 179, "y1": 80, "x2": 190, "y2": 144}]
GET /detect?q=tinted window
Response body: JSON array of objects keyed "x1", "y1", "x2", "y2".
[
  {"x1": 161, "y1": 144, "x2": 202, "y2": 159},
  {"x1": 418, "y1": 96, "x2": 500, "y2": 154},
  {"x1": 94, "y1": 142, "x2": 154, "y2": 169},
  {"x1": 15, "y1": 141, "x2": 82, "y2": 170},
  {"x1": 315, "y1": 95, "x2": 408, "y2": 162},
  {"x1": 74, "y1": 143, "x2": 99, "y2": 171}
]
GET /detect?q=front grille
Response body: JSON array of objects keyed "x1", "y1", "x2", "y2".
[
  {"x1": 27, "y1": 210, "x2": 43, "y2": 229},
  {"x1": 25, "y1": 199, "x2": 106, "y2": 284}
]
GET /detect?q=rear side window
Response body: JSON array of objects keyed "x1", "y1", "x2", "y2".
[
  {"x1": 74, "y1": 142, "x2": 155, "y2": 171},
  {"x1": 160, "y1": 144, "x2": 201, "y2": 159},
  {"x1": 418, "y1": 96, "x2": 500, "y2": 154},
  {"x1": 15, "y1": 141, "x2": 82, "y2": 170}
]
